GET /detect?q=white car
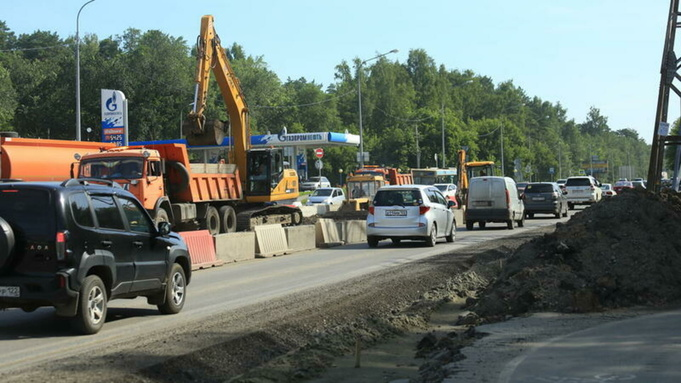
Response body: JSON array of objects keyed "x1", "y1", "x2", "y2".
[
  {"x1": 366, "y1": 185, "x2": 456, "y2": 247},
  {"x1": 305, "y1": 187, "x2": 345, "y2": 205},
  {"x1": 565, "y1": 176, "x2": 602, "y2": 209},
  {"x1": 434, "y1": 183, "x2": 458, "y2": 202},
  {"x1": 300, "y1": 176, "x2": 331, "y2": 191}
]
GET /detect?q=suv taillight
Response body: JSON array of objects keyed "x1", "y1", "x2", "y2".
[
  {"x1": 56, "y1": 231, "x2": 69, "y2": 261},
  {"x1": 419, "y1": 206, "x2": 430, "y2": 215}
]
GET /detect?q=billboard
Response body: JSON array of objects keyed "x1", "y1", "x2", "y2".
[{"x1": 101, "y1": 89, "x2": 128, "y2": 146}]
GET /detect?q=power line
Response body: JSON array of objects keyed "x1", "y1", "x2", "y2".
[
  {"x1": 252, "y1": 88, "x2": 355, "y2": 109},
  {"x1": 0, "y1": 44, "x2": 70, "y2": 53}
]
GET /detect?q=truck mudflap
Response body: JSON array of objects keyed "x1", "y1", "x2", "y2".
[{"x1": 235, "y1": 205, "x2": 303, "y2": 231}]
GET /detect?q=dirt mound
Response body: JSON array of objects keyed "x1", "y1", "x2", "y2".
[{"x1": 472, "y1": 190, "x2": 681, "y2": 320}]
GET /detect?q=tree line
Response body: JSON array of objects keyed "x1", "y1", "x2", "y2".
[{"x1": 0, "y1": 21, "x2": 651, "y2": 183}]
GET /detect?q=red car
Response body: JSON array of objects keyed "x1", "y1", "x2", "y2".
[{"x1": 613, "y1": 180, "x2": 634, "y2": 193}]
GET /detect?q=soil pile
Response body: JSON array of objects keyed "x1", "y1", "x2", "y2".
[{"x1": 472, "y1": 189, "x2": 681, "y2": 320}]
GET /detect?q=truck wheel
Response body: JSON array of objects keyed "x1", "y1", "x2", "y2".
[
  {"x1": 158, "y1": 264, "x2": 186, "y2": 314},
  {"x1": 479, "y1": 222, "x2": 486, "y2": 229},
  {"x1": 219, "y1": 206, "x2": 237, "y2": 233},
  {"x1": 0, "y1": 217, "x2": 15, "y2": 271},
  {"x1": 155, "y1": 208, "x2": 170, "y2": 226},
  {"x1": 201, "y1": 206, "x2": 220, "y2": 236},
  {"x1": 71, "y1": 275, "x2": 107, "y2": 335},
  {"x1": 466, "y1": 221, "x2": 474, "y2": 231}
]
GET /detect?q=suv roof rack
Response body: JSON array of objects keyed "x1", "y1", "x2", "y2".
[
  {"x1": 0, "y1": 178, "x2": 24, "y2": 183},
  {"x1": 61, "y1": 178, "x2": 123, "y2": 189}
]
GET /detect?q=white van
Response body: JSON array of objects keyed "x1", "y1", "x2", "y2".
[{"x1": 465, "y1": 176, "x2": 525, "y2": 230}]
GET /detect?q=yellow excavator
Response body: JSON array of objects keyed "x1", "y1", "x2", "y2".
[{"x1": 181, "y1": 15, "x2": 301, "y2": 227}]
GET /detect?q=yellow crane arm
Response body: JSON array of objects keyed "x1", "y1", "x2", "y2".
[{"x1": 184, "y1": 15, "x2": 250, "y2": 182}]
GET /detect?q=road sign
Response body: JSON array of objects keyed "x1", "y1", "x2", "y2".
[
  {"x1": 314, "y1": 148, "x2": 324, "y2": 158},
  {"x1": 315, "y1": 159, "x2": 323, "y2": 169}
]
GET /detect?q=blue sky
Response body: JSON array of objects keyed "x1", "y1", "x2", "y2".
[{"x1": 2, "y1": 0, "x2": 672, "y2": 143}]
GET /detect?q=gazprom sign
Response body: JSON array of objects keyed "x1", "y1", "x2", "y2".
[
  {"x1": 100, "y1": 89, "x2": 128, "y2": 146},
  {"x1": 254, "y1": 132, "x2": 330, "y2": 146}
]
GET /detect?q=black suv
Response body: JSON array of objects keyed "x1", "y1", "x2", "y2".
[{"x1": 0, "y1": 179, "x2": 191, "y2": 334}]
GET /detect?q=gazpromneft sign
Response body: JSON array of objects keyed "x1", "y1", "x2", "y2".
[
  {"x1": 101, "y1": 89, "x2": 127, "y2": 146},
  {"x1": 254, "y1": 132, "x2": 328, "y2": 146}
]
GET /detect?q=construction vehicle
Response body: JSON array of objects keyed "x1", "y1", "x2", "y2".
[
  {"x1": 341, "y1": 167, "x2": 412, "y2": 211},
  {"x1": 76, "y1": 15, "x2": 302, "y2": 233},
  {"x1": 456, "y1": 149, "x2": 495, "y2": 207},
  {"x1": 0, "y1": 136, "x2": 113, "y2": 181}
]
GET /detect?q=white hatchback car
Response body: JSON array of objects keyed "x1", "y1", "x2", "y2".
[
  {"x1": 305, "y1": 187, "x2": 345, "y2": 205},
  {"x1": 366, "y1": 185, "x2": 456, "y2": 247},
  {"x1": 300, "y1": 176, "x2": 331, "y2": 191}
]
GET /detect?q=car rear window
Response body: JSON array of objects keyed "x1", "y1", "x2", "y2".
[
  {"x1": 0, "y1": 188, "x2": 55, "y2": 236},
  {"x1": 565, "y1": 178, "x2": 591, "y2": 186},
  {"x1": 524, "y1": 184, "x2": 554, "y2": 193},
  {"x1": 374, "y1": 190, "x2": 421, "y2": 206}
]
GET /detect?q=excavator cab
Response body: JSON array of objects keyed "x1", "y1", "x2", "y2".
[{"x1": 246, "y1": 148, "x2": 286, "y2": 197}]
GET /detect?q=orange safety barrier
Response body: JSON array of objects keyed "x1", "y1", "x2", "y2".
[{"x1": 179, "y1": 230, "x2": 224, "y2": 270}]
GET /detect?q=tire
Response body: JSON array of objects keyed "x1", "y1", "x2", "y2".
[
  {"x1": 466, "y1": 221, "x2": 474, "y2": 231},
  {"x1": 568, "y1": 202, "x2": 574, "y2": 210},
  {"x1": 71, "y1": 275, "x2": 107, "y2": 335},
  {"x1": 527, "y1": 212, "x2": 534, "y2": 219},
  {"x1": 201, "y1": 206, "x2": 220, "y2": 236},
  {"x1": 158, "y1": 264, "x2": 187, "y2": 314},
  {"x1": 445, "y1": 219, "x2": 456, "y2": 243},
  {"x1": 425, "y1": 224, "x2": 437, "y2": 247},
  {"x1": 155, "y1": 208, "x2": 170, "y2": 226},
  {"x1": 507, "y1": 219, "x2": 515, "y2": 230},
  {"x1": 479, "y1": 222, "x2": 486, "y2": 229},
  {"x1": 219, "y1": 206, "x2": 237, "y2": 233},
  {"x1": 367, "y1": 236, "x2": 379, "y2": 248},
  {"x1": 291, "y1": 210, "x2": 303, "y2": 226},
  {"x1": 0, "y1": 217, "x2": 15, "y2": 272},
  {"x1": 391, "y1": 238, "x2": 402, "y2": 245},
  {"x1": 554, "y1": 212, "x2": 561, "y2": 218}
]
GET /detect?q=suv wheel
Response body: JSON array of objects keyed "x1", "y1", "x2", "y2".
[
  {"x1": 158, "y1": 264, "x2": 186, "y2": 314},
  {"x1": 72, "y1": 275, "x2": 107, "y2": 335},
  {"x1": 0, "y1": 217, "x2": 16, "y2": 271},
  {"x1": 425, "y1": 224, "x2": 437, "y2": 247},
  {"x1": 466, "y1": 221, "x2": 474, "y2": 231}
]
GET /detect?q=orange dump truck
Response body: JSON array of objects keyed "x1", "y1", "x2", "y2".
[
  {"x1": 77, "y1": 143, "x2": 302, "y2": 234},
  {"x1": 0, "y1": 136, "x2": 114, "y2": 181}
]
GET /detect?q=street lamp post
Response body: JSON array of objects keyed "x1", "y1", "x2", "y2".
[
  {"x1": 357, "y1": 49, "x2": 398, "y2": 168},
  {"x1": 75, "y1": 0, "x2": 96, "y2": 141}
]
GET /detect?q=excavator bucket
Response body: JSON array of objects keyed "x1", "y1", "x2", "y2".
[{"x1": 183, "y1": 118, "x2": 226, "y2": 146}]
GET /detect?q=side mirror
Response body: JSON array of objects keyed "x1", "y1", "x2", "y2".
[
  {"x1": 157, "y1": 221, "x2": 171, "y2": 236},
  {"x1": 447, "y1": 200, "x2": 456, "y2": 208}
]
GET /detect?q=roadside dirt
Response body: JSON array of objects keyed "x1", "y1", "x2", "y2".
[{"x1": 3, "y1": 189, "x2": 678, "y2": 383}]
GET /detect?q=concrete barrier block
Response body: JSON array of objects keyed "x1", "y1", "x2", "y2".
[
  {"x1": 341, "y1": 220, "x2": 366, "y2": 243},
  {"x1": 214, "y1": 232, "x2": 255, "y2": 263},
  {"x1": 454, "y1": 209, "x2": 465, "y2": 227},
  {"x1": 315, "y1": 218, "x2": 343, "y2": 247},
  {"x1": 284, "y1": 225, "x2": 317, "y2": 253},
  {"x1": 300, "y1": 206, "x2": 318, "y2": 217},
  {"x1": 254, "y1": 224, "x2": 288, "y2": 257}
]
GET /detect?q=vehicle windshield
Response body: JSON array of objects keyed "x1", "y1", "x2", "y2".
[
  {"x1": 0, "y1": 188, "x2": 54, "y2": 236},
  {"x1": 615, "y1": 181, "x2": 632, "y2": 187},
  {"x1": 311, "y1": 189, "x2": 333, "y2": 197},
  {"x1": 373, "y1": 189, "x2": 421, "y2": 206},
  {"x1": 79, "y1": 158, "x2": 144, "y2": 180},
  {"x1": 565, "y1": 178, "x2": 591, "y2": 186},
  {"x1": 307, "y1": 177, "x2": 323, "y2": 182},
  {"x1": 435, "y1": 185, "x2": 448, "y2": 192},
  {"x1": 524, "y1": 184, "x2": 554, "y2": 193}
]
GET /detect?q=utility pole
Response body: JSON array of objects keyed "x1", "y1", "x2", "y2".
[
  {"x1": 415, "y1": 125, "x2": 421, "y2": 168},
  {"x1": 441, "y1": 102, "x2": 446, "y2": 168}
]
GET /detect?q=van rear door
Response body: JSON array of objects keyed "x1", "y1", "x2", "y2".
[{"x1": 469, "y1": 178, "x2": 505, "y2": 209}]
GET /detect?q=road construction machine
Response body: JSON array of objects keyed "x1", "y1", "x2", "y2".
[
  {"x1": 76, "y1": 15, "x2": 302, "y2": 233},
  {"x1": 456, "y1": 149, "x2": 495, "y2": 207}
]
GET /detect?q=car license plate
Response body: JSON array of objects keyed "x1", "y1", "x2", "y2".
[
  {"x1": 0, "y1": 286, "x2": 20, "y2": 298},
  {"x1": 532, "y1": 197, "x2": 545, "y2": 201},
  {"x1": 385, "y1": 210, "x2": 406, "y2": 216}
]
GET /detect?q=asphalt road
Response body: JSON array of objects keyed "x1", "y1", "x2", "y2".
[{"x1": 0, "y1": 211, "x2": 571, "y2": 374}]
